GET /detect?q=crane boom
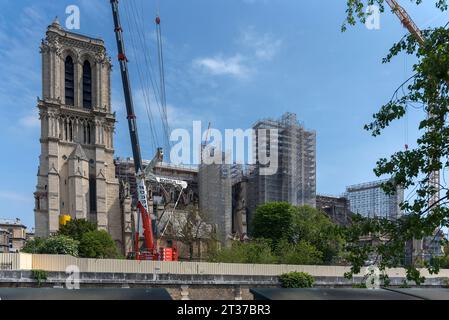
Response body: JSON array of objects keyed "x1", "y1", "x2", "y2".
[
  {"x1": 385, "y1": 0, "x2": 424, "y2": 44},
  {"x1": 110, "y1": 0, "x2": 144, "y2": 173},
  {"x1": 110, "y1": 0, "x2": 155, "y2": 258},
  {"x1": 385, "y1": 0, "x2": 440, "y2": 206}
]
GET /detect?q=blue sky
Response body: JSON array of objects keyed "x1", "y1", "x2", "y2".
[{"x1": 0, "y1": 0, "x2": 447, "y2": 229}]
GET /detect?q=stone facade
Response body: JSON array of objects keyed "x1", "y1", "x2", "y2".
[
  {"x1": 0, "y1": 219, "x2": 27, "y2": 252},
  {"x1": 34, "y1": 20, "x2": 122, "y2": 249},
  {"x1": 0, "y1": 229, "x2": 10, "y2": 253},
  {"x1": 316, "y1": 195, "x2": 353, "y2": 226}
]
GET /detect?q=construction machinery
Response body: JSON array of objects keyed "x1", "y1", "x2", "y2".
[
  {"x1": 385, "y1": 0, "x2": 444, "y2": 263},
  {"x1": 385, "y1": 0, "x2": 440, "y2": 206},
  {"x1": 110, "y1": 0, "x2": 186, "y2": 261},
  {"x1": 385, "y1": 0, "x2": 424, "y2": 44}
]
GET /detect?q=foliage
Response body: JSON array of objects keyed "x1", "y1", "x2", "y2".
[
  {"x1": 341, "y1": 0, "x2": 449, "y2": 284},
  {"x1": 23, "y1": 235, "x2": 79, "y2": 256},
  {"x1": 58, "y1": 219, "x2": 97, "y2": 242},
  {"x1": 252, "y1": 202, "x2": 294, "y2": 245},
  {"x1": 176, "y1": 207, "x2": 215, "y2": 260},
  {"x1": 22, "y1": 219, "x2": 121, "y2": 259},
  {"x1": 40, "y1": 235, "x2": 79, "y2": 255},
  {"x1": 210, "y1": 203, "x2": 345, "y2": 265},
  {"x1": 31, "y1": 269, "x2": 48, "y2": 286},
  {"x1": 279, "y1": 272, "x2": 314, "y2": 288},
  {"x1": 209, "y1": 239, "x2": 277, "y2": 264},
  {"x1": 342, "y1": 0, "x2": 447, "y2": 32},
  {"x1": 291, "y1": 206, "x2": 344, "y2": 264},
  {"x1": 437, "y1": 241, "x2": 449, "y2": 268},
  {"x1": 252, "y1": 203, "x2": 344, "y2": 264},
  {"x1": 22, "y1": 237, "x2": 46, "y2": 254},
  {"x1": 275, "y1": 239, "x2": 323, "y2": 265},
  {"x1": 78, "y1": 230, "x2": 120, "y2": 259}
]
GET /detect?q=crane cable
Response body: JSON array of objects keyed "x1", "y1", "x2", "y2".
[
  {"x1": 133, "y1": 0, "x2": 171, "y2": 153},
  {"x1": 155, "y1": 0, "x2": 171, "y2": 151},
  {"x1": 122, "y1": 1, "x2": 158, "y2": 152},
  {"x1": 131, "y1": 0, "x2": 164, "y2": 108},
  {"x1": 155, "y1": 13, "x2": 172, "y2": 152},
  {"x1": 123, "y1": 0, "x2": 172, "y2": 156},
  {"x1": 129, "y1": 0, "x2": 165, "y2": 150}
]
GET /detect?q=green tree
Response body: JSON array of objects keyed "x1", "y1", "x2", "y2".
[
  {"x1": 291, "y1": 206, "x2": 344, "y2": 264},
  {"x1": 276, "y1": 239, "x2": 323, "y2": 265},
  {"x1": 24, "y1": 235, "x2": 79, "y2": 256},
  {"x1": 342, "y1": 0, "x2": 447, "y2": 32},
  {"x1": 59, "y1": 219, "x2": 97, "y2": 242},
  {"x1": 251, "y1": 203, "x2": 344, "y2": 264},
  {"x1": 341, "y1": 0, "x2": 449, "y2": 283},
  {"x1": 252, "y1": 202, "x2": 294, "y2": 244},
  {"x1": 209, "y1": 239, "x2": 277, "y2": 264},
  {"x1": 279, "y1": 272, "x2": 315, "y2": 288},
  {"x1": 79, "y1": 230, "x2": 120, "y2": 259},
  {"x1": 22, "y1": 237, "x2": 46, "y2": 254}
]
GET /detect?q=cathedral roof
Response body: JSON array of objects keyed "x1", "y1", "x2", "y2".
[{"x1": 69, "y1": 144, "x2": 88, "y2": 162}]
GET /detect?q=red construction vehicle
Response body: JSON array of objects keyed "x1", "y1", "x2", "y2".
[{"x1": 110, "y1": 0, "x2": 184, "y2": 261}]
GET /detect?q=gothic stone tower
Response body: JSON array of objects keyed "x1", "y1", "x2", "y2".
[{"x1": 34, "y1": 19, "x2": 123, "y2": 247}]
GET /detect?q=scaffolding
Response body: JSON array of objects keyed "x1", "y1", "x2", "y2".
[
  {"x1": 249, "y1": 112, "x2": 317, "y2": 212},
  {"x1": 198, "y1": 150, "x2": 233, "y2": 245}
]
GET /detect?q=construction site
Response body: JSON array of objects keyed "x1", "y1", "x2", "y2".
[
  {"x1": 1, "y1": 0, "x2": 449, "y2": 305},
  {"x1": 31, "y1": 0, "x2": 324, "y2": 260},
  {"x1": 29, "y1": 0, "x2": 445, "y2": 264}
]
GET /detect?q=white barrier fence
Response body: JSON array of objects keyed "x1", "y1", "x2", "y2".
[{"x1": 1, "y1": 253, "x2": 449, "y2": 279}]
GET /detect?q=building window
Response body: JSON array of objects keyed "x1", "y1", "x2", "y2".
[
  {"x1": 89, "y1": 176, "x2": 97, "y2": 213},
  {"x1": 35, "y1": 196, "x2": 40, "y2": 210},
  {"x1": 69, "y1": 120, "x2": 73, "y2": 142},
  {"x1": 83, "y1": 61, "x2": 92, "y2": 109},
  {"x1": 64, "y1": 119, "x2": 68, "y2": 140},
  {"x1": 88, "y1": 124, "x2": 92, "y2": 144},
  {"x1": 83, "y1": 124, "x2": 87, "y2": 144},
  {"x1": 65, "y1": 56, "x2": 75, "y2": 106}
]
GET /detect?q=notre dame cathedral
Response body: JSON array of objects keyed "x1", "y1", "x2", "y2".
[
  {"x1": 34, "y1": 18, "x2": 226, "y2": 260},
  {"x1": 34, "y1": 19, "x2": 133, "y2": 252}
]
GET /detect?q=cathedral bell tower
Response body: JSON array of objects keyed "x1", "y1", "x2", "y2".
[{"x1": 34, "y1": 18, "x2": 122, "y2": 242}]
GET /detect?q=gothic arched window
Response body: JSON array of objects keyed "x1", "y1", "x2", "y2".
[
  {"x1": 65, "y1": 56, "x2": 74, "y2": 106},
  {"x1": 83, "y1": 61, "x2": 92, "y2": 109},
  {"x1": 64, "y1": 118, "x2": 68, "y2": 140},
  {"x1": 83, "y1": 123, "x2": 87, "y2": 144},
  {"x1": 69, "y1": 120, "x2": 73, "y2": 142}
]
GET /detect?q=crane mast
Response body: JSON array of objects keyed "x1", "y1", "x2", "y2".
[
  {"x1": 110, "y1": 0, "x2": 155, "y2": 259},
  {"x1": 385, "y1": 0, "x2": 440, "y2": 206},
  {"x1": 385, "y1": 0, "x2": 442, "y2": 263}
]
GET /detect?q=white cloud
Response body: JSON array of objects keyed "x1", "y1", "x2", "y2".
[
  {"x1": 240, "y1": 27, "x2": 283, "y2": 61},
  {"x1": 192, "y1": 27, "x2": 281, "y2": 80},
  {"x1": 193, "y1": 55, "x2": 249, "y2": 78}
]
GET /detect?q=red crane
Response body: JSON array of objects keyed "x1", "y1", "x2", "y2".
[{"x1": 110, "y1": 0, "x2": 178, "y2": 261}]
